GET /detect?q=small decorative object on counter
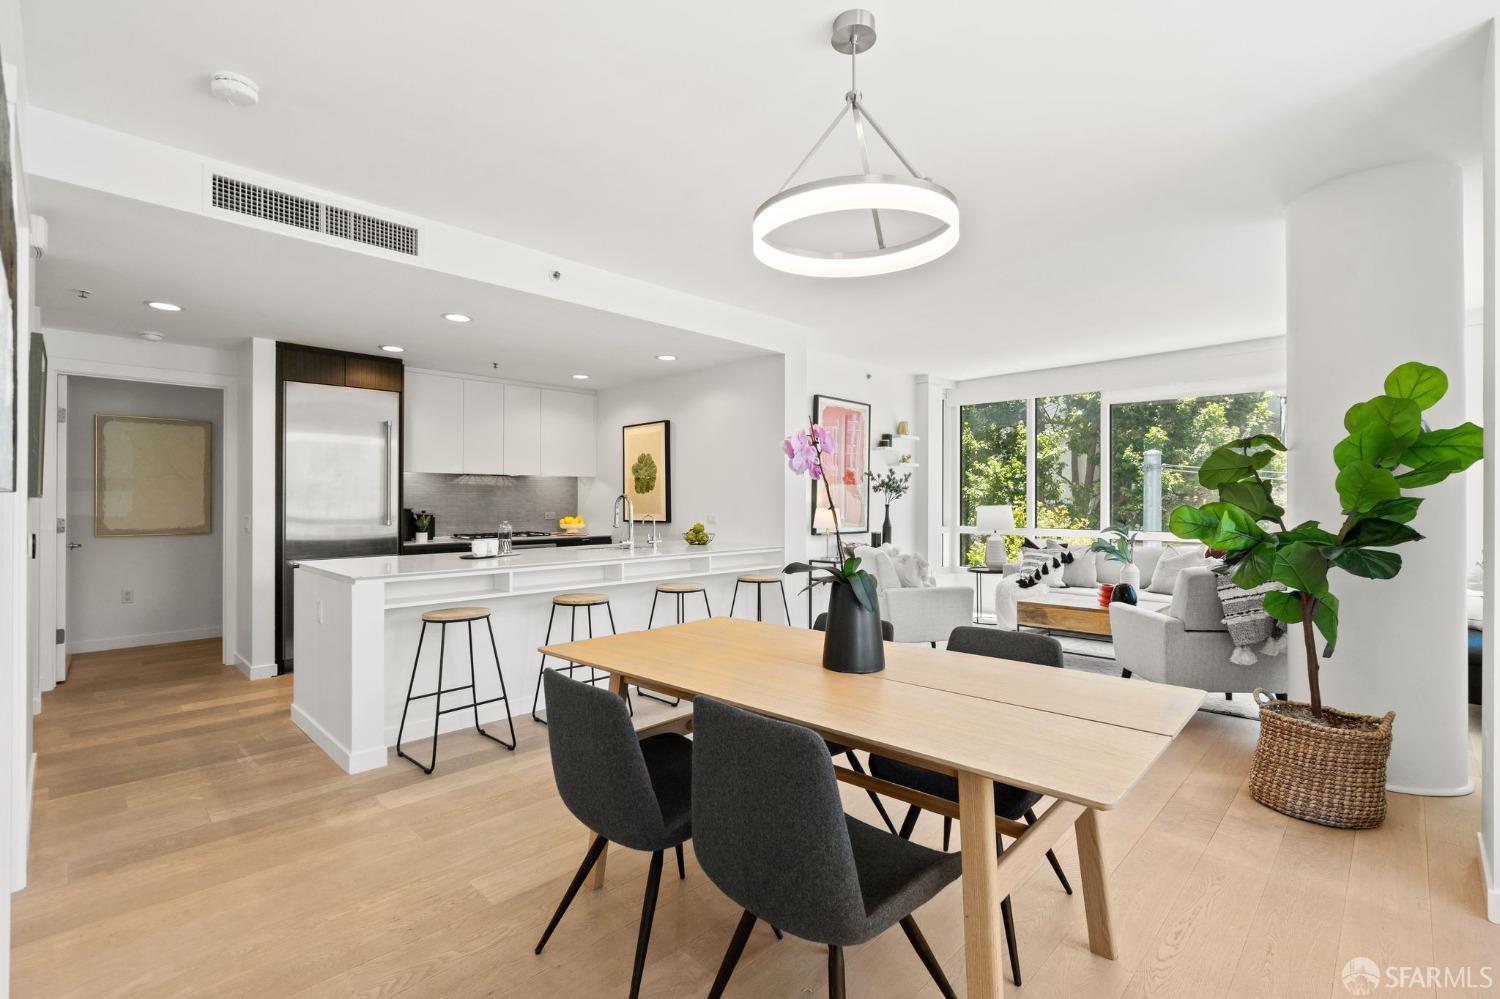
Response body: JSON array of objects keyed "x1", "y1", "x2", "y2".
[
  {"x1": 413, "y1": 511, "x2": 434, "y2": 544},
  {"x1": 1110, "y1": 582, "x2": 1137, "y2": 606},
  {"x1": 1097, "y1": 583, "x2": 1114, "y2": 608},
  {"x1": 866, "y1": 468, "x2": 912, "y2": 546},
  {"x1": 683, "y1": 522, "x2": 714, "y2": 546},
  {"x1": 782, "y1": 420, "x2": 884, "y2": 674},
  {"x1": 558, "y1": 515, "x2": 588, "y2": 535},
  {"x1": 497, "y1": 520, "x2": 513, "y2": 556}
]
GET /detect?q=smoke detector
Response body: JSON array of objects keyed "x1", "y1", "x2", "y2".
[
  {"x1": 139, "y1": 331, "x2": 165, "y2": 342},
  {"x1": 210, "y1": 71, "x2": 259, "y2": 108}
]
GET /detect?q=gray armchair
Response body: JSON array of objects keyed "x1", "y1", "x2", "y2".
[
  {"x1": 1109, "y1": 567, "x2": 1289, "y2": 694},
  {"x1": 850, "y1": 544, "x2": 971, "y2": 645}
]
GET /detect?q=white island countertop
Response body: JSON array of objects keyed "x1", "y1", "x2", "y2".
[{"x1": 297, "y1": 540, "x2": 785, "y2": 582}]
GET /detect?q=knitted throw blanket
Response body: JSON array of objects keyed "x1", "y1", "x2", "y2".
[{"x1": 1215, "y1": 574, "x2": 1287, "y2": 665}]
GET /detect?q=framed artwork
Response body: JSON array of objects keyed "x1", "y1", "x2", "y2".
[
  {"x1": 622, "y1": 419, "x2": 671, "y2": 522},
  {"x1": 812, "y1": 394, "x2": 870, "y2": 535},
  {"x1": 94, "y1": 415, "x2": 214, "y2": 537}
]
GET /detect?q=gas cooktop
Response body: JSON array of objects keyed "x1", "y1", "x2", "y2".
[{"x1": 452, "y1": 530, "x2": 551, "y2": 539}]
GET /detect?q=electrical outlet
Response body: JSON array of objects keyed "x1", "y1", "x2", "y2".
[
  {"x1": 120, "y1": 589, "x2": 134, "y2": 605},
  {"x1": 543, "y1": 511, "x2": 556, "y2": 521},
  {"x1": 706, "y1": 514, "x2": 718, "y2": 526}
]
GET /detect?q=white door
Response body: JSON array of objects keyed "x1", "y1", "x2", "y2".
[{"x1": 54, "y1": 374, "x2": 70, "y2": 682}]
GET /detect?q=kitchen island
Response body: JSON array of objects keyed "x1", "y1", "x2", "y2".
[{"x1": 291, "y1": 541, "x2": 783, "y2": 773}]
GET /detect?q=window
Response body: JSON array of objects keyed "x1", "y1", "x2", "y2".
[
  {"x1": 1034, "y1": 393, "x2": 1101, "y2": 530},
  {"x1": 958, "y1": 400, "x2": 1026, "y2": 566},
  {"x1": 1109, "y1": 392, "x2": 1285, "y2": 530}
]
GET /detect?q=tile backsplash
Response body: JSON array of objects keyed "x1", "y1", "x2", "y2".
[{"x1": 403, "y1": 474, "x2": 583, "y2": 536}]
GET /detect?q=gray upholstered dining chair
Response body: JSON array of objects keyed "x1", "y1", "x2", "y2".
[
  {"x1": 813, "y1": 612, "x2": 898, "y2": 835},
  {"x1": 692, "y1": 696, "x2": 961, "y2": 998},
  {"x1": 534, "y1": 670, "x2": 693, "y2": 999},
  {"x1": 867, "y1": 625, "x2": 1074, "y2": 987}
]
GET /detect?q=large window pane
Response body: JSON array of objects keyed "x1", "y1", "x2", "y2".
[
  {"x1": 1110, "y1": 392, "x2": 1285, "y2": 531},
  {"x1": 1034, "y1": 393, "x2": 1101, "y2": 530},
  {"x1": 958, "y1": 400, "x2": 1027, "y2": 566}
]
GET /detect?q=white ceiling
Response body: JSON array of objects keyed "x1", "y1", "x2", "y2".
[
  {"x1": 18, "y1": 0, "x2": 1498, "y2": 378},
  {"x1": 31, "y1": 179, "x2": 768, "y2": 389}
]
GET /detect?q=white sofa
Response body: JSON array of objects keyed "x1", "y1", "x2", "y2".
[
  {"x1": 852, "y1": 545, "x2": 972, "y2": 645},
  {"x1": 991, "y1": 542, "x2": 1175, "y2": 629}
]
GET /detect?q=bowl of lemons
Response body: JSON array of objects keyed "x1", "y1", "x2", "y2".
[
  {"x1": 682, "y1": 522, "x2": 714, "y2": 546},
  {"x1": 558, "y1": 515, "x2": 588, "y2": 536}
]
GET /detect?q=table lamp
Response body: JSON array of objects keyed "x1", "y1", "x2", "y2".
[
  {"x1": 813, "y1": 504, "x2": 838, "y2": 560},
  {"x1": 975, "y1": 504, "x2": 1016, "y2": 568}
]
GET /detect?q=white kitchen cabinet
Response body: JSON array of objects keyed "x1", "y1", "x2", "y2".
[
  {"x1": 540, "y1": 390, "x2": 597, "y2": 477},
  {"x1": 503, "y1": 386, "x2": 542, "y2": 476},
  {"x1": 403, "y1": 371, "x2": 465, "y2": 473},
  {"x1": 462, "y1": 379, "x2": 506, "y2": 474}
]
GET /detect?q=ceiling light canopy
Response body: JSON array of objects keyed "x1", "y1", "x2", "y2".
[
  {"x1": 139, "y1": 331, "x2": 164, "y2": 342},
  {"x1": 442, "y1": 312, "x2": 471, "y2": 323},
  {"x1": 379, "y1": 345, "x2": 405, "y2": 353},
  {"x1": 145, "y1": 300, "x2": 182, "y2": 312},
  {"x1": 656, "y1": 354, "x2": 677, "y2": 361},
  {"x1": 571, "y1": 373, "x2": 590, "y2": 380},
  {"x1": 753, "y1": 9, "x2": 958, "y2": 278}
]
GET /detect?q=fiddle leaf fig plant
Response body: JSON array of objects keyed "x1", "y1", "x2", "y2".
[{"x1": 1168, "y1": 361, "x2": 1481, "y2": 719}]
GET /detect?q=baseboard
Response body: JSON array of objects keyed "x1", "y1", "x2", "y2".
[
  {"x1": 232, "y1": 653, "x2": 278, "y2": 681},
  {"x1": 66, "y1": 627, "x2": 222, "y2": 656},
  {"x1": 1480, "y1": 832, "x2": 1500, "y2": 924},
  {"x1": 1385, "y1": 780, "x2": 1474, "y2": 796},
  {"x1": 291, "y1": 703, "x2": 387, "y2": 775}
]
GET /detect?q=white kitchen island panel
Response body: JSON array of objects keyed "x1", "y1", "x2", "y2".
[{"x1": 291, "y1": 542, "x2": 783, "y2": 773}]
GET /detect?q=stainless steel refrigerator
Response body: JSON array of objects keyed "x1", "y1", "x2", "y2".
[{"x1": 280, "y1": 381, "x2": 400, "y2": 669}]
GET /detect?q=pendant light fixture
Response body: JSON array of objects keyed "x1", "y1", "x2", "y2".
[{"x1": 753, "y1": 9, "x2": 958, "y2": 278}]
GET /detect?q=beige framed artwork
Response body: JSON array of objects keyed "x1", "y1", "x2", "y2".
[
  {"x1": 94, "y1": 414, "x2": 213, "y2": 537},
  {"x1": 622, "y1": 419, "x2": 671, "y2": 522}
]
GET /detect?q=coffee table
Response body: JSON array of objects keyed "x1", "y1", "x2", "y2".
[{"x1": 1017, "y1": 597, "x2": 1112, "y2": 637}]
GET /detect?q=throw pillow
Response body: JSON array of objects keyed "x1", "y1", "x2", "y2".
[
  {"x1": 1058, "y1": 543, "x2": 1098, "y2": 587},
  {"x1": 890, "y1": 550, "x2": 926, "y2": 588},
  {"x1": 1145, "y1": 545, "x2": 1212, "y2": 595},
  {"x1": 1095, "y1": 558, "x2": 1123, "y2": 585},
  {"x1": 852, "y1": 545, "x2": 903, "y2": 592}
]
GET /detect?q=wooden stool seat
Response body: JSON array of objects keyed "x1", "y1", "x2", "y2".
[
  {"x1": 553, "y1": 592, "x2": 610, "y2": 607},
  {"x1": 656, "y1": 582, "x2": 706, "y2": 594},
  {"x1": 730, "y1": 573, "x2": 792, "y2": 626},
  {"x1": 421, "y1": 606, "x2": 491, "y2": 623},
  {"x1": 736, "y1": 573, "x2": 783, "y2": 585}
]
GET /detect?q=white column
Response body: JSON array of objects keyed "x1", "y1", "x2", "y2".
[
  {"x1": 1286, "y1": 159, "x2": 1470, "y2": 795},
  {"x1": 914, "y1": 376, "x2": 952, "y2": 566},
  {"x1": 1481, "y1": 24, "x2": 1499, "y2": 922}
]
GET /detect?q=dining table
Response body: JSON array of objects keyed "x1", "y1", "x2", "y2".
[{"x1": 540, "y1": 616, "x2": 1205, "y2": 998}]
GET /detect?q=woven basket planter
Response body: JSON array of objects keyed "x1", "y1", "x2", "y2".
[{"x1": 1248, "y1": 690, "x2": 1394, "y2": 830}]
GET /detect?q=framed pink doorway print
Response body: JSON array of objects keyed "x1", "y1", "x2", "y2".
[{"x1": 811, "y1": 395, "x2": 870, "y2": 536}]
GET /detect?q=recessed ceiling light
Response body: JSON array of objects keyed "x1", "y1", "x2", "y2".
[
  {"x1": 571, "y1": 373, "x2": 590, "y2": 380},
  {"x1": 379, "y1": 345, "x2": 405, "y2": 353},
  {"x1": 442, "y1": 313, "x2": 471, "y2": 323},
  {"x1": 656, "y1": 354, "x2": 677, "y2": 362},
  {"x1": 146, "y1": 301, "x2": 182, "y2": 312},
  {"x1": 139, "y1": 331, "x2": 165, "y2": 342}
]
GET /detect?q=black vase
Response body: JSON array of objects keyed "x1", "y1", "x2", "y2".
[
  {"x1": 1111, "y1": 582, "x2": 1138, "y2": 606},
  {"x1": 821, "y1": 583, "x2": 886, "y2": 674},
  {"x1": 881, "y1": 505, "x2": 892, "y2": 546}
]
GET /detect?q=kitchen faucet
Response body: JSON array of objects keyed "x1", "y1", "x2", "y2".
[
  {"x1": 612, "y1": 494, "x2": 636, "y2": 550},
  {"x1": 645, "y1": 515, "x2": 660, "y2": 547}
]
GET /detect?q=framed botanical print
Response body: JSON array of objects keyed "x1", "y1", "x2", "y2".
[
  {"x1": 622, "y1": 419, "x2": 671, "y2": 522},
  {"x1": 94, "y1": 415, "x2": 213, "y2": 536},
  {"x1": 811, "y1": 394, "x2": 870, "y2": 535}
]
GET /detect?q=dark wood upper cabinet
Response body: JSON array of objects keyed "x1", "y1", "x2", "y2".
[
  {"x1": 276, "y1": 343, "x2": 402, "y2": 392},
  {"x1": 345, "y1": 355, "x2": 404, "y2": 392}
]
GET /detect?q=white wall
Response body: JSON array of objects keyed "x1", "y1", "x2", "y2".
[
  {"x1": 1481, "y1": 21, "x2": 1499, "y2": 924},
  {"x1": 580, "y1": 354, "x2": 785, "y2": 544},
  {"x1": 64, "y1": 377, "x2": 223, "y2": 653},
  {"x1": 1287, "y1": 159, "x2": 1470, "y2": 795}
]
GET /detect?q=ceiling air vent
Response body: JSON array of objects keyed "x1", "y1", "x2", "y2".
[{"x1": 210, "y1": 174, "x2": 419, "y2": 256}]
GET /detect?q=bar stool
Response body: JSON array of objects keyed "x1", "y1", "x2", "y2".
[
  {"x1": 729, "y1": 573, "x2": 792, "y2": 625},
  {"x1": 395, "y1": 606, "x2": 517, "y2": 775},
  {"x1": 641, "y1": 582, "x2": 712, "y2": 706},
  {"x1": 531, "y1": 592, "x2": 628, "y2": 724}
]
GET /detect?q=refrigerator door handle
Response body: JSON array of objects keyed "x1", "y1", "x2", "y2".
[{"x1": 383, "y1": 420, "x2": 394, "y2": 526}]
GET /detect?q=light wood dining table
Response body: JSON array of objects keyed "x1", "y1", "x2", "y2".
[{"x1": 540, "y1": 617, "x2": 1204, "y2": 998}]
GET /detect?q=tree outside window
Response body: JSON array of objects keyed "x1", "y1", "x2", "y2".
[
  {"x1": 1035, "y1": 393, "x2": 1101, "y2": 530},
  {"x1": 958, "y1": 400, "x2": 1026, "y2": 566}
]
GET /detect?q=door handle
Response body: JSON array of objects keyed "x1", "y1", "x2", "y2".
[
  {"x1": 67, "y1": 542, "x2": 82, "y2": 550},
  {"x1": 383, "y1": 420, "x2": 395, "y2": 526}
]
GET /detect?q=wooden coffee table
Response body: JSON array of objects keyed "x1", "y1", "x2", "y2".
[{"x1": 1017, "y1": 598, "x2": 1112, "y2": 637}]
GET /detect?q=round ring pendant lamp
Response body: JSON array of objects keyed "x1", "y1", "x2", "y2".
[{"x1": 753, "y1": 10, "x2": 959, "y2": 277}]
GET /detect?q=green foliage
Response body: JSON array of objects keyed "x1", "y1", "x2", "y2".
[
  {"x1": 1089, "y1": 525, "x2": 1138, "y2": 564},
  {"x1": 630, "y1": 452, "x2": 658, "y2": 494},
  {"x1": 867, "y1": 469, "x2": 913, "y2": 503},
  {"x1": 782, "y1": 557, "x2": 878, "y2": 613},
  {"x1": 1167, "y1": 361, "x2": 1482, "y2": 717}
]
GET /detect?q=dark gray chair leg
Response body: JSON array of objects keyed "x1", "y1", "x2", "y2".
[
  {"x1": 899, "y1": 915, "x2": 957, "y2": 999},
  {"x1": 628, "y1": 850, "x2": 665, "y2": 999},
  {"x1": 898, "y1": 804, "x2": 921, "y2": 840},
  {"x1": 942, "y1": 816, "x2": 952, "y2": 852},
  {"x1": 535, "y1": 834, "x2": 607, "y2": 953},
  {"x1": 828, "y1": 945, "x2": 847, "y2": 999},
  {"x1": 1120, "y1": 667, "x2": 1132, "y2": 679},
  {"x1": 1025, "y1": 807, "x2": 1072, "y2": 894},
  {"x1": 674, "y1": 842, "x2": 685, "y2": 880},
  {"x1": 842, "y1": 750, "x2": 898, "y2": 835},
  {"x1": 996, "y1": 833, "x2": 1021, "y2": 985},
  {"x1": 707, "y1": 910, "x2": 758, "y2": 999}
]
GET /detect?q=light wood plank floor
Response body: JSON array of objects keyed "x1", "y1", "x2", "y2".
[{"x1": 13, "y1": 639, "x2": 1498, "y2": 998}]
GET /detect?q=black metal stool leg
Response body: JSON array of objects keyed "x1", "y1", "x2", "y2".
[
  {"x1": 640, "y1": 591, "x2": 682, "y2": 706},
  {"x1": 472, "y1": 617, "x2": 516, "y2": 750},
  {"x1": 394, "y1": 620, "x2": 428, "y2": 766},
  {"x1": 729, "y1": 579, "x2": 741, "y2": 618},
  {"x1": 398, "y1": 622, "x2": 446, "y2": 775},
  {"x1": 647, "y1": 590, "x2": 661, "y2": 628},
  {"x1": 702, "y1": 591, "x2": 713, "y2": 619},
  {"x1": 778, "y1": 580, "x2": 792, "y2": 625},
  {"x1": 531, "y1": 603, "x2": 560, "y2": 724}
]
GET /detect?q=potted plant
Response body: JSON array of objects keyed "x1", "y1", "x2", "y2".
[
  {"x1": 1168, "y1": 361, "x2": 1482, "y2": 829},
  {"x1": 782, "y1": 422, "x2": 885, "y2": 674},
  {"x1": 1089, "y1": 524, "x2": 1141, "y2": 589},
  {"x1": 413, "y1": 511, "x2": 434, "y2": 544},
  {"x1": 867, "y1": 469, "x2": 913, "y2": 546}
]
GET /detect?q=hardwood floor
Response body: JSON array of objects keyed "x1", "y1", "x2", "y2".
[{"x1": 13, "y1": 639, "x2": 1498, "y2": 997}]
